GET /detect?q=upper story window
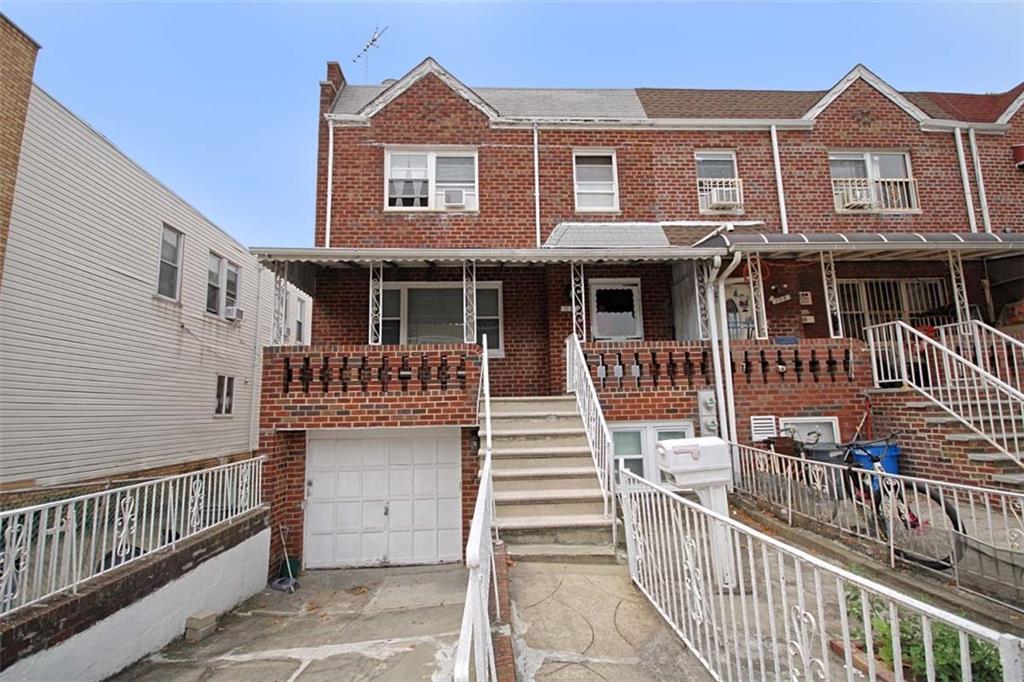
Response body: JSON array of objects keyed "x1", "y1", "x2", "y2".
[
  {"x1": 206, "y1": 253, "x2": 240, "y2": 318},
  {"x1": 385, "y1": 149, "x2": 478, "y2": 211},
  {"x1": 573, "y1": 151, "x2": 619, "y2": 212},
  {"x1": 829, "y1": 151, "x2": 919, "y2": 213},
  {"x1": 156, "y1": 225, "x2": 183, "y2": 301},
  {"x1": 695, "y1": 151, "x2": 743, "y2": 212}
]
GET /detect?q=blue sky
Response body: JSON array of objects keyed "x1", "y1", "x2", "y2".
[{"x1": 5, "y1": 1, "x2": 1022, "y2": 248}]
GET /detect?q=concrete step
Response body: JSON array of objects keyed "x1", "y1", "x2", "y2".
[
  {"x1": 496, "y1": 489, "x2": 605, "y2": 517},
  {"x1": 990, "y1": 473, "x2": 1024, "y2": 485},
  {"x1": 488, "y1": 444, "x2": 592, "y2": 460},
  {"x1": 966, "y1": 451, "x2": 1022, "y2": 463},
  {"x1": 505, "y1": 543, "x2": 618, "y2": 564},
  {"x1": 945, "y1": 432, "x2": 1018, "y2": 442},
  {"x1": 491, "y1": 467, "x2": 599, "y2": 491},
  {"x1": 490, "y1": 396, "x2": 579, "y2": 415},
  {"x1": 483, "y1": 415, "x2": 583, "y2": 431},
  {"x1": 496, "y1": 514, "x2": 615, "y2": 545},
  {"x1": 490, "y1": 431, "x2": 590, "y2": 448},
  {"x1": 495, "y1": 488, "x2": 604, "y2": 504},
  {"x1": 488, "y1": 409, "x2": 581, "y2": 420}
]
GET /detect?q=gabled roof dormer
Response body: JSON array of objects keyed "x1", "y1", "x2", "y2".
[
  {"x1": 354, "y1": 57, "x2": 500, "y2": 121},
  {"x1": 802, "y1": 64, "x2": 931, "y2": 122}
]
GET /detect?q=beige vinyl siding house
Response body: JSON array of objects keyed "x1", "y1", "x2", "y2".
[{"x1": 0, "y1": 86, "x2": 308, "y2": 487}]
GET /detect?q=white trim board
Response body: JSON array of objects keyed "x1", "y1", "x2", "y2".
[{"x1": 802, "y1": 64, "x2": 931, "y2": 123}]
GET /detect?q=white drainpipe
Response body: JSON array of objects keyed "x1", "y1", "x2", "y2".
[
  {"x1": 716, "y1": 253, "x2": 743, "y2": 455},
  {"x1": 703, "y1": 257, "x2": 730, "y2": 444},
  {"x1": 967, "y1": 127, "x2": 992, "y2": 233},
  {"x1": 953, "y1": 127, "x2": 978, "y2": 233},
  {"x1": 533, "y1": 123, "x2": 542, "y2": 247},
  {"x1": 325, "y1": 121, "x2": 335, "y2": 247},
  {"x1": 247, "y1": 270, "x2": 264, "y2": 452},
  {"x1": 770, "y1": 125, "x2": 789, "y2": 234}
]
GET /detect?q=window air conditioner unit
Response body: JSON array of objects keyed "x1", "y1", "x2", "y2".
[
  {"x1": 225, "y1": 307, "x2": 244, "y2": 321},
  {"x1": 443, "y1": 188, "x2": 466, "y2": 208},
  {"x1": 707, "y1": 186, "x2": 741, "y2": 210},
  {"x1": 842, "y1": 186, "x2": 874, "y2": 210}
]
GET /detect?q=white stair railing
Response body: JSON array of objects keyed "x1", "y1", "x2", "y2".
[
  {"x1": 0, "y1": 457, "x2": 265, "y2": 617},
  {"x1": 454, "y1": 338, "x2": 499, "y2": 682},
  {"x1": 867, "y1": 320, "x2": 1024, "y2": 468},
  {"x1": 565, "y1": 335, "x2": 617, "y2": 542},
  {"x1": 936, "y1": 320, "x2": 1024, "y2": 392}
]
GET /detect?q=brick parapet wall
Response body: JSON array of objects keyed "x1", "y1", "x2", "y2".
[
  {"x1": 0, "y1": 508, "x2": 269, "y2": 671},
  {"x1": 0, "y1": 16, "x2": 39, "y2": 286},
  {"x1": 586, "y1": 338, "x2": 873, "y2": 441}
]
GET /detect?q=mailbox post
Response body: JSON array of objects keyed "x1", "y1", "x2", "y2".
[{"x1": 656, "y1": 436, "x2": 736, "y2": 588}]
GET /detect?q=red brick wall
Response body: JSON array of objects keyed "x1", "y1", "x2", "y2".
[
  {"x1": 586, "y1": 338, "x2": 873, "y2": 442},
  {"x1": 975, "y1": 111, "x2": 1024, "y2": 233},
  {"x1": 318, "y1": 71, "x2": 1022, "y2": 249}
]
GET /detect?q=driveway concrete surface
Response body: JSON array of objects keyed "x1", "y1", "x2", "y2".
[
  {"x1": 509, "y1": 562, "x2": 712, "y2": 681},
  {"x1": 113, "y1": 564, "x2": 467, "y2": 682}
]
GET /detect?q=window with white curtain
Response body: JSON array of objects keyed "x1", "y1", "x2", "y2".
[
  {"x1": 379, "y1": 283, "x2": 503, "y2": 354},
  {"x1": 573, "y1": 151, "x2": 619, "y2": 211},
  {"x1": 385, "y1": 149, "x2": 478, "y2": 211}
]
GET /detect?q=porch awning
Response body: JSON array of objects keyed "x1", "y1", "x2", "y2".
[{"x1": 701, "y1": 231, "x2": 1024, "y2": 260}]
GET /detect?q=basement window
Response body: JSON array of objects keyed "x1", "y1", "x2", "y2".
[
  {"x1": 385, "y1": 149, "x2": 478, "y2": 211},
  {"x1": 215, "y1": 375, "x2": 235, "y2": 416},
  {"x1": 611, "y1": 421, "x2": 695, "y2": 481}
]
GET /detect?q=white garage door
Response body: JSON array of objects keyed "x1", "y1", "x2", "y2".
[{"x1": 304, "y1": 428, "x2": 462, "y2": 568}]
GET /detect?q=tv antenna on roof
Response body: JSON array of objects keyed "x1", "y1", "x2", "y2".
[{"x1": 353, "y1": 26, "x2": 388, "y2": 84}]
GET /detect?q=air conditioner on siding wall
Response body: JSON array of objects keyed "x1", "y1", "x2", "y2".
[
  {"x1": 225, "y1": 307, "x2": 244, "y2": 321},
  {"x1": 708, "y1": 186, "x2": 741, "y2": 210}
]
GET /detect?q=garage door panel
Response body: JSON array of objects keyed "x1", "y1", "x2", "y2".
[
  {"x1": 436, "y1": 438, "x2": 460, "y2": 464},
  {"x1": 438, "y1": 529, "x2": 461, "y2": 560},
  {"x1": 437, "y1": 466, "x2": 459, "y2": 496},
  {"x1": 335, "y1": 534, "x2": 361, "y2": 563},
  {"x1": 388, "y1": 499, "x2": 413, "y2": 529},
  {"x1": 308, "y1": 440, "x2": 336, "y2": 468},
  {"x1": 361, "y1": 469, "x2": 387, "y2": 498},
  {"x1": 306, "y1": 534, "x2": 335, "y2": 567},
  {"x1": 437, "y1": 498, "x2": 461, "y2": 528},
  {"x1": 413, "y1": 530, "x2": 438, "y2": 560},
  {"x1": 388, "y1": 531, "x2": 412, "y2": 562},
  {"x1": 413, "y1": 439, "x2": 436, "y2": 465},
  {"x1": 413, "y1": 468, "x2": 437, "y2": 495},
  {"x1": 389, "y1": 439, "x2": 412, "y2": 465},
  {"x1": 389, "y1": 468, "x2": 413, "y2": 496},
  {"x1": 334, "y1": 501, "x2": 363, "y2": 531},
  {"x1": 362, "y1": 440, "x2": 388, "y2": 467},
  {"x1": 412, "y1": 499, "x2": 437, "y2": 529},
  {"x1": 336, "y1": 472, "x2": 360, "y2": 498},
  {"x1": 307, "y1": 502, "x2": 336, "y2": 533},
  {"x1": 361, "y1": 532, "x2": 386, "y2": 560}
]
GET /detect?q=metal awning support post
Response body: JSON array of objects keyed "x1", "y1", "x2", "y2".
[
  {"x1": 368, "y1": 261, "x2": 383, "y2": 345},
  {"x1": 948, "y1": 250, "x2": 971, "y2": 325},
  {"x1": 820, "y1": 251, "x2": 845, "y2": 339},
  {"x1": 272, "y1": 260, "x2": 288, "y2": 345},
  {"x1": 746, "y1": 253, "x2": 769, "y2": 339},
  {"x1": 463, "y1": 260, "x2": 477, "y2": 344},
  {"x1": 571, "y1": 262, "x2": 587, "y2": 342},
  {"x1": 695, "y1": 261, "x2": 711, "y2": 340}
]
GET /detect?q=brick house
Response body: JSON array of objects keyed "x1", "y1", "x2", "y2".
[{"x1": 256, "y1": 58, "x2": 1024, "y2": 570}]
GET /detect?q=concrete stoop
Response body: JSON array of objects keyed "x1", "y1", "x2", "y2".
[{"x1": 485, "y1": 396, "x2": 617, "y2": 564}]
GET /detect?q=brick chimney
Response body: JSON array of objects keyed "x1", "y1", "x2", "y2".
[{"x1": 315, "y1": 62, "x2": 345, "y2": 247}]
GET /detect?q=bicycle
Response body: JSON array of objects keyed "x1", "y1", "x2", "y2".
[{"x1": 762, "y1": 430, "x2": 966, "y2": 570}]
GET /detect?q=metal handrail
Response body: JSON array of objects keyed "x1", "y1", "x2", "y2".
[
  {"x1": 867, "y1": 320, "x2": 1024, "y2": 468},
  {"x1": 454, "y1": 336, "x2": 498, "y2": 682},
  {"x1": 619, "y1": 468, "x2": 1024, "y2": 680},
  {"x1": 936, "y1": 319, "x2": 1024, "y2": 391},
  {"x1": 565, "y1": 334, "x2": 617, "y2": 543},
  {"x1": 0, "y1": 457, "x2": 265, "y2": 616}
]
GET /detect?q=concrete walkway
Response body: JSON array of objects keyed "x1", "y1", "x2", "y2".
[
  {"x1": 113, "y1": 564, "x2": 467, "y2": 682},
  {"x1": 509, "y1": 562, "x2": 712, "y2": 681}
]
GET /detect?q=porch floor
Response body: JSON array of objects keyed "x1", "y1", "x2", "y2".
[
  {"x1": 509, "y1": 561, "x2": 712, "y2": 681},
  {"x1": 112, "y1": 564, "x2": 467, "y2": 682}
]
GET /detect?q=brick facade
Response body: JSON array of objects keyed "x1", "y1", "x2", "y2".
[{"x1": 0, "y1": 16, "x2": 39, "y2": 287}]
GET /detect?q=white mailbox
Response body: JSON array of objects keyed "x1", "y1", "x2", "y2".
[{"x1": 656, "y1": 436, "x2": 735, "y2": 588}]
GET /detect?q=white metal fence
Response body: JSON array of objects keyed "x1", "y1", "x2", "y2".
[
  {"x1": 454, "y1": 335, "x2": 499, "y2": 682},
  {"x1": 619, "y1": 469, "x2": 1024, "y2": 681},
  {"x1": 867, "y1": 320, "x2": 1024, "y2": 468},
  {"x1": 732, "y1": 441, "x2": 1024, "y2": 608},
  {"x1": 937, "y1": 320, "x2": 1024, "y2": 392},
  {"x1": 565, "y1": 334, "x2": 616, "y2": 542},
  {"x1": 0, "y1": 457, "x2": 264, "y2": 617}
]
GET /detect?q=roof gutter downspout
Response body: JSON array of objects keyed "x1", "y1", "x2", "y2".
[
  {"x1": 716, "y1": 252, "x2": 743, "y2": 481},
  {"x1": 953, "y1": 127, "x2": 978, "y2": 233},
  {"x1": 533, "y1": 123, "x2": 542, "y2": 247},
  {"x1": 324, "y1": 121, "x2": 335, "y2": 247},
  {"x1": 967, "y1": 127, "x2": 992, "y2": 233},
  {"x1": 703, "y1": 256, "x2": 730, "y2": 448},
  {"x1": 247, "y1": 269, "x2": 264, "y2": 452},
  {"x1": 770, "y1": 125, "x2": 789, "y2": 234}
]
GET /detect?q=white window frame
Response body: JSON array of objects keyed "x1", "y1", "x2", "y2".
[
  {"x1": 572, "y1": 149, "x2": 620, "y2": 213},
  {"x1": 610, "y1": 420, "x2": 696, "y2": 482},
  {"x1": 695, "y1": 150, "x2": 743, "y2": 215},
  {"x1": 155, "y1": 224, "x2": 184, "y2": 302},
  {"x1": 206, "y1": 252, "x2": 241, "y2": 320},
  {"x1": 383, "y1": 147, "x2": 479, "y2": 213},
  {"x1": 295, "y1": 297, "x2": 306, "y2": 344},
  {"x1": 381, "y1": 281, "x2": 504, "y2": 357},
  {"x1": 214, "y1": 374, "x2": 235, "y2": 417},
  {"x1": 778, "y1": 416, "x2": 841, "y2": 444},
  {"x1": 828, "y1": 150, "x2": 918, "y2": 213},
  {"x1": 589, "y1": 277, "x2": 643, "y2": 341}
]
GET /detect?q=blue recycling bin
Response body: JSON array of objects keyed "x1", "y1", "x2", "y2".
[{"x1": 850, "y1": 442, "x2": 901, "y2": 475}]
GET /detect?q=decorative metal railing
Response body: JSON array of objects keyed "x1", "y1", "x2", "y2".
[
  {"x1": 619, "y1": 468, "x2": 1024, "y2": 681},
  {"x1": 454, "y1": 337, "x2": 499, "y2": 682},
  {"x1": 0, "y1": 457, "x2": 264, "y2": 617},
  {"x1": 697, "y1": 178, "x2": 744, "y2": 212},
  {"x1": 867, "y1": 320, "x2": 1024, "y2": 468},
  {"x1": 566, "y1": 335, "x2": 616, "y2": 541},
  {"x1": 937, "y1": 320, "x2": 1024, "y2": 392},
  {"x1": 832, "y1": 177, "x2": 919, "y2": 212},
  {"x1": 732, "y1": 441, "x2": 1024, "y2": 608}
]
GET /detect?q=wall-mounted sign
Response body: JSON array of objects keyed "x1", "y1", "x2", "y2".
[
  {"x1": 769, "y1": 294, "x2": 792, "y2": 305},
  {"x1": 801, "y1": 314, "x2": 816, "y2": 324},
  {"x1": 799, "y1": 291, "x2": 813, "y2": 305}
]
